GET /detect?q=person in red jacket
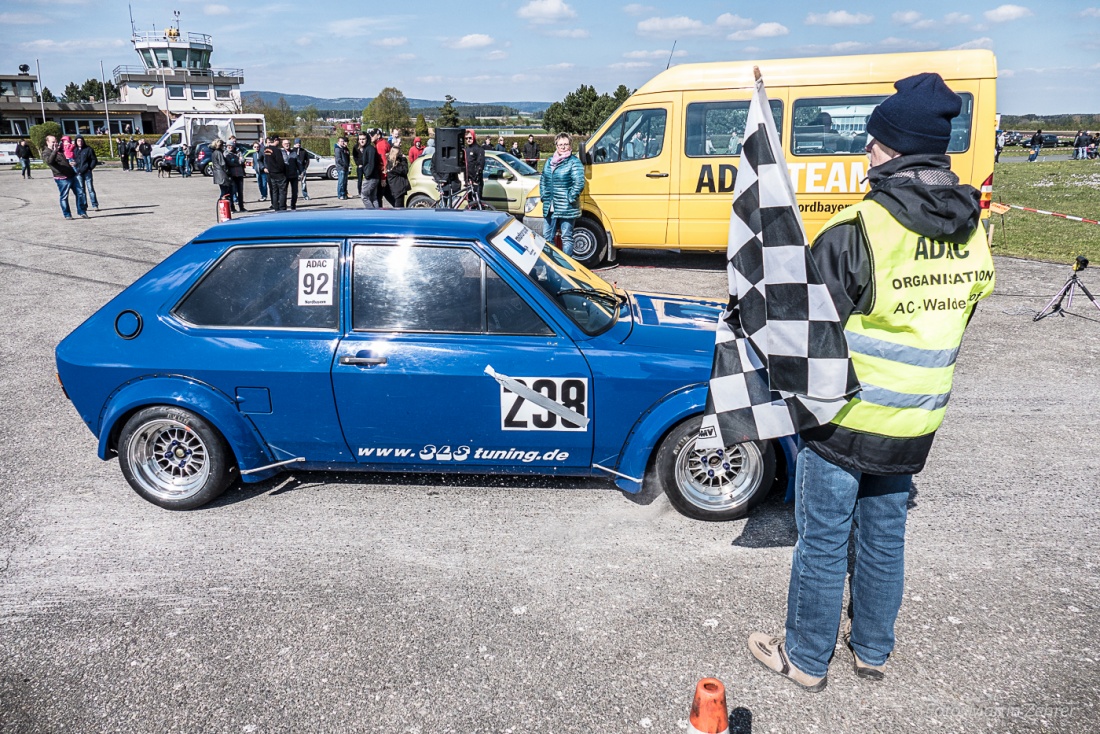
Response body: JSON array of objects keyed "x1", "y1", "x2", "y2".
[{"x1": 408, "y1": 136, "x2": 426, "y2": 164}]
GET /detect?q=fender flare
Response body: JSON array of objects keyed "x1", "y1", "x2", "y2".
[
  {"x1": 613, "y1": 383, "x2": 799, "y2": 501},
  {"x1": 97, "y1": 375, "x2": 272, "y2": 481}
]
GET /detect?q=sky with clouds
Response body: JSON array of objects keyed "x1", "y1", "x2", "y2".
[{"x1": 2, "y1": 0, "x2": 1097, "y2": 114}]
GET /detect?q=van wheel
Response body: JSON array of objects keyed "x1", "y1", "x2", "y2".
[
  {"x1": 570, "y1": 216, "x2": 607, "y2": 267},
  {"x1": 652, "y1": 415, "x2": 776, "y2": 521}
]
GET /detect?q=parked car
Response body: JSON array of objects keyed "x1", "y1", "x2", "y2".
[
  {"x1": 0, "y1": 142, "x2": 21, "y2": 166},
  {"x1": 244, "y1": 148, "x2": 339, "y2": 180},
  {"x1": 406, "y1": 151, "x2": 541, "y2": 218},
  {"x1": 1003, "y1": 131, "x2": 1024, "y2": 146},
  {"x1": 55, "y1": 211, "x2": 793, "y2": 519}
]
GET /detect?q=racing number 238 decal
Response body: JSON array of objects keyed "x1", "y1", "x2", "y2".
[{"x1": 500, "y1": 377, "x2": 588, "y2": 431}]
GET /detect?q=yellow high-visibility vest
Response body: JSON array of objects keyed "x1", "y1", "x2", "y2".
[{"x1": 817, "y1": 200, "x2": 995, "y2": 438}]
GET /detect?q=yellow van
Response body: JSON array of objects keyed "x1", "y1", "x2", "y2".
[{"x1": 523, "y1": 50, "x2": 996, "y2": 266}]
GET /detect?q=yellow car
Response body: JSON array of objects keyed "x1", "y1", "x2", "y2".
[{"x1": 406, "y1": 150, "x2": 540, "y2": 218}]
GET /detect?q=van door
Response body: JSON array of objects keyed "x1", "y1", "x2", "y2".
[
  {"x1": 676, "y1": 92, "x2": 785, "y2": 249},
  {"x1": 584, "y1": 96, "x2": 676, "y2": 246}
]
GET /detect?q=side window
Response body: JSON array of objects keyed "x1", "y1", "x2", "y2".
[
  {"x1": 353, "y1": 245, "x2": 483, "y2": 333},
  {"x1": 422, "y1": 157, "x2": 434, "y2": 175},
  {"x1": 948, "y1": 93, "x2": 973, "y2": 153},
  {"x1": 621, "y1": 109, "x2": 667, "y2": 160},
  {"x1": 685, "y1": 100, "x2": 783, "y2": 157},
  {"x1": 486, "y1": 268, "x2": 553, "y2": 335},
  {"x1": 484, "y1": 157, "x2": 506, "y2": 178},
  {"x1": 590, "y1": 115, "x2": 624, "y2": 164},
  {"x1": 174, "y1": 244, "x2": 339, "y2": 329},
  {"x1": 792, "y1": 96, "x2": 887, "y2": 155}
]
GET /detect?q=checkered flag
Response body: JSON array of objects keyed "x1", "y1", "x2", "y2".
[{"x1": 697, "y1": 69, "x2": 857, "y2": 449}]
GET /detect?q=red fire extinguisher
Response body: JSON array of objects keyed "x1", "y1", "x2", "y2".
[{"x1": 217, "y1": 194, "x2": 232, "y2": 223}]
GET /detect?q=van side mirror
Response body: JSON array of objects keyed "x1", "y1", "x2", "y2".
[{"x1": 580, "y1": 141, "x2": 590, "y2": 165}]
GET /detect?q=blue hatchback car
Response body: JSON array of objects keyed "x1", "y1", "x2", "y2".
[{"x1": 56, "y1": 211, "x2": 793, "y2": 519}]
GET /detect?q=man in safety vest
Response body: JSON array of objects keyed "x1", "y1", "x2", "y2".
[{"x1": 748, "y1": 72, "x2": 995, "y2": 691}]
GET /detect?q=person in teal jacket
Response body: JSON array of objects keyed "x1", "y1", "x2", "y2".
[{"x1": 540, "y1": 133, "x2": 586, "y2": 256}]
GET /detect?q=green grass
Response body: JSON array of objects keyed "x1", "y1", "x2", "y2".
[{"x1": 991, "y1": 160, "x2": 1100, "y2": 264}]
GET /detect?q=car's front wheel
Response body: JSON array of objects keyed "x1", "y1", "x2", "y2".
[
  {"x1": 570, "y1": 216, "x2": 607, "y2": 268},
  {"x1": 406, "y1": 193, "x2": 435, "y2": 209},
  {"x1": 652, "y1": 415, "x2": 776, "y2": 521},
  {"x1": 117, "y1": 406, "x2": 235, "y2": 510}
]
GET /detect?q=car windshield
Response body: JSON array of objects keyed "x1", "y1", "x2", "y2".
[
  {"x1": 488, "y1": 219, "x2": 621, "y2": 335},
  {"x1": 495, "y1": 152, "x2": 538, "y2": 176}
]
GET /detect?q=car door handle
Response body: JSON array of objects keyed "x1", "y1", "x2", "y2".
[
  {"x1": 646, "y1": 172, "x2": 669, "y2": 178},
  {"x1": 339, "y1": 356, "x2": 387, "y2": 367}
]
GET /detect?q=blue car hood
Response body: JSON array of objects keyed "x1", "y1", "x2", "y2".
[{"x1": 619, "y1": 291, "x2": 724, "y2": 352}]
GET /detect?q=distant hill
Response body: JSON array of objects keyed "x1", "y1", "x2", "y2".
[{"x1": 242, "y1": 90, "x2": 551, "y2": 114}]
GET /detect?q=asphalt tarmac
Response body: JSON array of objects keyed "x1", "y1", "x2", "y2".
[{"x1": 1, "y1": 167, "x2": 1097, "y2": 733}]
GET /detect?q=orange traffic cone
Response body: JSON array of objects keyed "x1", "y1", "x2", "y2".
[{"x1": 689, "y1": 678, "x2": 729, "y2": 734}]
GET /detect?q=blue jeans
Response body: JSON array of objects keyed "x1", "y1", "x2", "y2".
[
  {"x1": 547, "y1": 217, "x2": 575, "y2": 256},
  {"x1": 257, "y1": 171, "x2": 268, "y2": 199},
  {"x1": 180, "y1": 159, "x2": 191, "y2": 177},
  {"x1": 55, "y1": 176, "x2": 86, "y2": 217},
  {"x1": 75, "y1": 171, "x2": 98, "y2": 209},
  {"x1": 20, "y1": 159, "x2": 31, "y2": 177},
  {"x1": 785, "y1": 444, "x2": 911, "y2": 678},
  {"x1": 336, "y1": 168, "x2": 348, "y2": 198},
  {"x1": 142, "y1": 155, "x2": 151, "y2": 171}
]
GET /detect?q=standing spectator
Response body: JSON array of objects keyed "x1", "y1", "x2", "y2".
[
  {"x1": 352, "y1": 132, "x2": 370, "y2": 196},
  {"x1": 118, "y1": 137, "x2": 130, "y2": 172},
  {"x1": 138, "y1": 138, "x2": 152, "y2": 172},
  {"x1": 494, "y1": 135, "x2": 506, "y2": 152},
  {"x1": 358, "y1": 129, "x2": 382, "y2": 209},
  {"x1": 282, "y1": 138, "x2": 302, "y2": 210},
  {"x1": 175, "y1": 143, "x2": 192, "y2": 177},
  {"x1": 43, "y1": 134, "x2": 86, "y2": 219},
  {"x1": 1073, "y1": 130, "x2": 1088, "y2": 160},
  {"x1": 15, "y1": 138, "x2": 33, "y2": 179},
  {"x1": 225, "y1": 140, "x2": 247, "y2": 212},
  {"x1": 1028, "y1": 129, "x2": 1043, "y2": 162},
  {"x1": 376, "y1": 129, "x2": 393, "y2": 207},
  {"x1": 334, "y1": 136, "x2": 350, "y2": 199},
  {"x1": 463, "y1": 129, "x2": 486, "y2": 203},
  {"x1": 509, "y1": 140, "x2": 521, "y2": 158},
  {"x1": 293, "y1": 139, "x2": 311, "y2": 201},
  {"x1": 253, "y1": 139, "x2": 268, "y2": 201},
  {"x1": 522, "y1": 134, "x2": 539, "y2": 168},
  {"x1": 995, "y1": 129, "x2": 1005, "y2": 164},
  {"x1": 128, "y1": 137, "x2": 138, "y2": 171},
  {"x1": 264, "y1": 136, "x2": 288, "y2": 211},
  {"x1": 408, "y1": 136, "x2": 426, "y2": 164},
  {"x1": 386, "y1": 145, "x2": 410, "y2": 208},
  {"x1": 539, "y1": 132, "x2": 585, "y2": 257},
  {"x1": 72, "y1": 136, "x2": 100, "y2": 212},
  {"x1": 210, "y1": 139, "x2": 234, "y2": 207}
]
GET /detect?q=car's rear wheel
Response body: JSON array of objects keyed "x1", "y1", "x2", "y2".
[
  {"x1": 327, "y1": 166, "x2": 338, "y2": 180},
  {"x1": 407, "y1": 193, "x2": 435, "y2": 209},
  {"x1": 118, "y1": 406, "x2": 235, "y2": 510},
  {"x1": 201, "y1": 164, "x2": 212, "y2": 177},
  {"x1": 652, "y1": 415, "x2": 776, "y2": 521},
  {"x1": 570, "y1": 216, "x2": 607, "y2": 267}
]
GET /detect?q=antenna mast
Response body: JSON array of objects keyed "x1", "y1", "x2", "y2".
[{"x1": 666, "y1": 40, "x2": 677, "y2": 70}]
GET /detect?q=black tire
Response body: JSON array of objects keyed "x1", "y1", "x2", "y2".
[
  {"x1": 151, "y1": 156, "x2": 163, "y2": 169},
  {"x1": 570, "y1": 216, "x2": 608, "y2": 268},
  {"x1": 117, "y1": 406, "x2": 236, "y2": 510},
  {"x1": 201, "y1": 164, "x2": 212, "y2": 177},
  {"x1": 407, "y1": 193, "x2": 436, "y2": 209},
  {"x1": 327, "y1": 166, "x2": 338, "y2": 180},
  {"x1": 651, "y1": 415, "x2": 776, "y2": 521}
]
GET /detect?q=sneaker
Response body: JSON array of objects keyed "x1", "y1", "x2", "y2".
[
  {"x1": 747, "y1": 632, "x2": 827, "y2": 692},
  {"x1": 840, "y1": 619, "x2": 886, "y2": 681},
  {"x1": 79, "y1": 213, "x2": 90, "y2": 219}
]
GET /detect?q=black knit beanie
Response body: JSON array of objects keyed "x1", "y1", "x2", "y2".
[{"x1": 866, "y1": 72, "x2": 961, "y2": 155}]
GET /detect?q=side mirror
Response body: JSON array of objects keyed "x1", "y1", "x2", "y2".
[
  {"x1": 579, "y1": 141, "x2": 590, "y2": 165},
  {"x1": 503, "y1": 171, "x2": 515, "y2": 181}
]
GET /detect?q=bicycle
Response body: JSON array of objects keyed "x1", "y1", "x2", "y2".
[{"x1": 419, "y1": 179, "x2": 496, "y2": 211}]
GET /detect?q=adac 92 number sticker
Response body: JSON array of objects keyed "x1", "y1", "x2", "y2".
[{"x1": 500, "y1": 377, "x2": 588, "y2": 431}]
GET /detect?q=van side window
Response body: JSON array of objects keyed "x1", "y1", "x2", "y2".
[
  {"x1": 792, "y1": 94, "x2": 974, "y2": 156},
  {"x1": 590, "y1": 109, "x2": 667, "y2": 164},
  {"x1": 685, "y1": 100, "x2": 783, "y2": 157}
]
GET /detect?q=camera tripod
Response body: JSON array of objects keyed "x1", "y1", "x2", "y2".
[{"x1": 1034, "y1": 256, "x2": 1100, "y2": 321}]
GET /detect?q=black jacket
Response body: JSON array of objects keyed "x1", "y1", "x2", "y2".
[
  {"x1": 15, "y1": 142, "x2": 32, "y2": 160},
  {"x1": 464, "y1": 141, "x2": 485, "y2": 183},
  {"x1": 283, "y1": 148, "x2": 301, "y2": 179},
  {"x1": 294, "y1": 146, "x2": 310, "y2": 171},
  {"x1": 355, "y1": 143, "x2": 380, "y2": 180},
  {"x1": 522, "y1": 140, "x2": 539, "y2": 161},
  {"x1": 264, "y1": 144, "x2": 287, "y2": 176},
  {"x1": 334, "y1": 145, "x2": 350, "y2": 171},
  {"x1": 225, "y1": 146, "x2": 245, "y2": 178},
  {"x1": 138, "y1": 142, "x2": 151, "y2": 156},
  {"x1": 73, "y1": 145, "x2": 98, "y2": 175},
  {"x1": 387, "y1": 155, "x2": 410, "y2": 199},
  {"x1": 801, "y1": 154, "x2": 982, "y2": 476},
  {"x1": 44, "y1": 145, "x2": 76, "y2": 178}
]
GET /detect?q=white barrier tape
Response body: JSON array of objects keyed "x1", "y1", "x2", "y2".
[
  {"x1": 1001, "y1": 203, "x2": 1100, "y2": 225},
  {"x1": 484, "y1": 365, "x2": 590, "y2": 430}
]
